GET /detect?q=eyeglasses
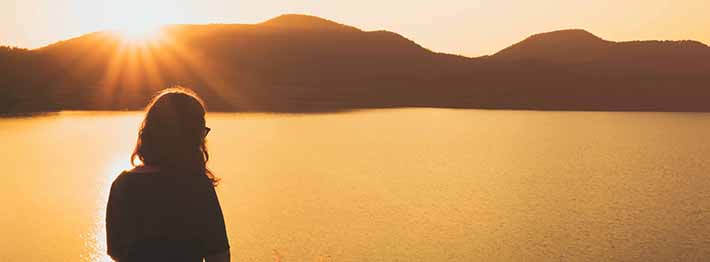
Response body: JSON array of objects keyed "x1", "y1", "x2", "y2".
[{"x1": 204, "y1": 127, "x2": 211, "y2": 136}]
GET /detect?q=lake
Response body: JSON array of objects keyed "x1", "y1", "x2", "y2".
[{"x1": 1, "y1": 109, "x2": 710, "y2": 261}]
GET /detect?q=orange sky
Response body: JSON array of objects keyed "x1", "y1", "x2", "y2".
[{"x1": 2, "y1": 0, "x2": 709, "y2": 57}]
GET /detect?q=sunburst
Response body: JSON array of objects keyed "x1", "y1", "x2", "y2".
[
  {"x1": 68, "y1": 2, "x2": 242, "y2": 111},
  {"x1": 115, "y1": 25, "x2": 164, "y2": 45}
]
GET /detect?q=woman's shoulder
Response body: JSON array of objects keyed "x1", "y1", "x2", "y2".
[
  {"x1": 111, "y1": 165, "x2": 161, "y2": 188},
  {"x1": 125, "y1": 165, "x2": 161, "y2": 174},
  {"x1": 113, "y1": 165, "x2": 212, "y2": 185}
]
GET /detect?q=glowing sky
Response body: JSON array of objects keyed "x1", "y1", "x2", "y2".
[{"x1": 2, "y1": 0, "x2": 709, "y2": 56}]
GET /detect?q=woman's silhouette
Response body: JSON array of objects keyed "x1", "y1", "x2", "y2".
[{"x1": 106, "y1": 87, "x2": 230, "y2": 262}]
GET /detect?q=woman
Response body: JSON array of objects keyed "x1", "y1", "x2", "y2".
[{"x1": 106, "y1": 87, "x2": 230, "y2": 262}]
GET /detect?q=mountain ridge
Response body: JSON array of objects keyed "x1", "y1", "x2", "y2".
[
  {"x1": 2, "y1": 14, "x2": 710, "y2": 113},
  {"x1": 492, "y1": 29, "x2": 710, "y2": 64},
  {"x1": 30, "y1": 15, "x2": 710, "y2": 60},
  {"x1": 260, "y1": 14, "x2": 360, "y2": 31}
]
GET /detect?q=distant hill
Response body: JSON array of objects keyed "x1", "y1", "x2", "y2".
[
  {"x1": 2, "y1": 14, "x2": 710, "y2": 113},
  {"x1": 493, "y1": 29, "x2": 710, "y2": 73},
  {"x1": 493, "y1": 29, "x2": 614, "y2": 63}
]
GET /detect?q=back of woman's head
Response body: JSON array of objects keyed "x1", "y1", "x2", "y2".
[{"x1": 131, "y1": 87, "x2": 217, "y2": 184}]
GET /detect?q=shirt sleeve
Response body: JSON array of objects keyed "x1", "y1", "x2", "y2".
[
  {"x1": 200, "y1": 183, "x2": 230, "y2": 256},
  {"x1": 106, "y1": 174, "x2": 128, "y2": 260}
]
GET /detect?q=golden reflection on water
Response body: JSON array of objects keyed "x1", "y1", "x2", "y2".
[
  {"x1": 85, "y1": 157, "x2": 132, "y2": 262},
  {"x1": 0, "y1": 111, "x2": 143, "y2": 262}
]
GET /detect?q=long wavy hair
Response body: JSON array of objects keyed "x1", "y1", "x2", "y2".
[{"x1": 131, "y1": 87, "x2": 218, "y2": 185}]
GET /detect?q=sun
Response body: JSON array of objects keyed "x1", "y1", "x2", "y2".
[
  {"x1": 101, "y1": 0, "x2": 174, "y2": 45},
  {"x1": 114, "y1": 22, "x2": 165, "y2": 44}
]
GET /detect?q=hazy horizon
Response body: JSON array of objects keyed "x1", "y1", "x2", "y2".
[{"x1": 3, "y1": 0, "x2": 709, "y2": 57}]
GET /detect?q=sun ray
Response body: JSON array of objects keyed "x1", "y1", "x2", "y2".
[
  {"x1": 94, "y1": 26, "x2": 253, "y2": 111},
  {"x1": 58, "y1": 33, "x2": 113, "y2": 70},
  {"x1": 93, "y1": 28, "x2": 175, "y2": 109},
  {"x1": 145, "y1": 36, "x2": 193, "y2": 88},
  {"x1": 159, "y1": 33, "x2": 244, "y2": 110},
  {"x1": 98, "y1": 44, "x2": 128, "y2": 109},
  {"x1": 122, "y1": 45, "x2": 142, "y2": 100},
  {"x1": 72, "y1": 36, "x2": 119, "y2": 76},
  {"x1": 137, "y1": 42, "x2": 167, "y2": 93}
]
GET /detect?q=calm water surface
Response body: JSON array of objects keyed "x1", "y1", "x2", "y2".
[{"x1": 1, "y1": 109, "x2": 710, "y2": 261}]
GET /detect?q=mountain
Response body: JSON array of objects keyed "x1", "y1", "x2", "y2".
[
  {"x1": 261, "y1": 14, "x2": 359, "y2": 31},
  {"x1": 493, "y1": 29, "x2": 614, "y2": 63},
  {"x1": 492, "y1": 29, "x2": 710, "y2": 73},
  {"x1": 2, "y1": 14, "x2": 710, "y2": 113}
]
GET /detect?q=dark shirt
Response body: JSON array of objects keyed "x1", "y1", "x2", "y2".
[{"x1": 106, "y1": 170, "x2": 229, "y2": 262}]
